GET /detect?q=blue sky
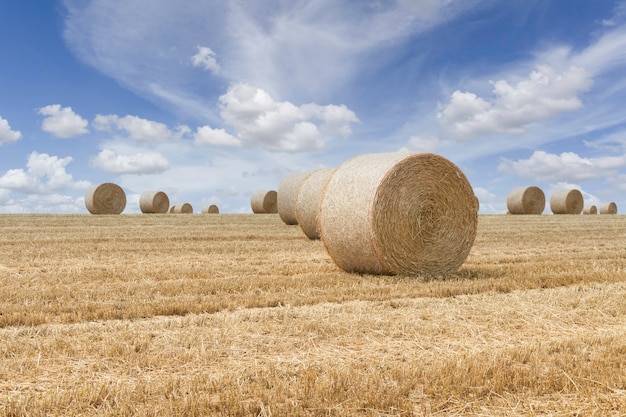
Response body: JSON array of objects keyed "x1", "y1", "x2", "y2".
[{"x1": 2, "y1": 0, "x2": 626, "y2": 214}]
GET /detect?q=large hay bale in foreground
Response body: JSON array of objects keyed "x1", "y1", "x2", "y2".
[
  {"x1": 550, "y1": 189, "x2": 583, "y2": 214},
  {"x1": 320, "y1": 152, "x2": 478, "y2": 276},
  {"x1": 583, "y1": 205, "x2": 597, "y2": 215},
  {"x1": 599, "y1": 202, "x2": 618, "y2": 214},
  {"x1": 506, "y1": 186, "x2": 545, "y2": 214},
  {"x1": 139, "y1": 191, "x2": 170, "y2": 214},
  {"x1": 85, "y1": 182, "x2": 126, "y2": 215},
  {"x1": 295, "y1": 167, "x2": 336, "y2": 239},
  {"x1": 202, "y1": 204, "x2": 219, "y2": 214},
  {"x1": 170, "y1": 203, "x2": 193, "y2": 214},
  {"x1": 278, "y1": 172, "x2": 313, "y2": 225},
  {"x1": 250, "y1": 190, "x2": 278, "y2": 213}
]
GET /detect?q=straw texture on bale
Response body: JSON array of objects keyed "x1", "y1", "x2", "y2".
[
  {"x1": 599, "y1": 202, "x2": 618, "y2": 214},
  {"x1": 583, "y1": 205, "x2": 597, "y2": 215},
  {"x1": 202, "y1": 204, "x2": 219, "y2": 214},
  {"x1": 506, "y1": 186, "x2": 545, "y2": 215},
  {"x1": 139, "y1": 191, "x2": 170, "y2": 214},
  {"x1": 250, "y1": 190, "x2": 278, "y2": 214},
  {"x1": 320, "y1": 152, "x2": 478, "y2": 276},
  {"x1": 170, "y1": 203, "x2": 193, "y2": 214},
  {"x1": 278, "y1": 172, "x2": 314, "y2": 225},
  {"x1": 85, "y1": 182, "x2": 126, "y2": 215},
  {"x1": 295, "y1": 168, "x2": 336, "y2": 239},
  {"x1": 550, "y1": 189, "x2": 584, "y2": 214}
]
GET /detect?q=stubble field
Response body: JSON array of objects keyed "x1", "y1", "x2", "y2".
[{"x1": 0, "y1": 213, "x2": 625, "y2": 416}]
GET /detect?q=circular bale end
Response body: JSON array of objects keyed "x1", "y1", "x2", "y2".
[
  {"x1": 139, "y1": 191, "x2": 170, "y2": 214},
  {"x1": 171, "y1": 203, "x2": 193, "y2": 214},
  {"x1": 85, "y1": 182, "x2": 126, "y2": 215},
  {"x1": 295, "y1": 168, "x2": 336, "y2": 239},
  {"x1": 583, "y1": 205, "x2": 597, "y2": 215},
  {"x1": 320, "y1": 152, "x2": 478, "y2": 276},
  {"x1": 278, "y1": 172, "x2": 314, "y2": 225},
  {"x1": 550, "y1": 189, "x2": 584, "y2": 214},
  {"x1": 600, "y1": 202, "x2": 618, "y2": 214},
  {"x1": 202, "y1": 204, "x2": 219, "y2": 214},
  {"x1": 506, "y1": 186, "x2": 545, "y2": 214},
  {"x1": 251, "y1": 190, "x2": 278, "y2": 213}
]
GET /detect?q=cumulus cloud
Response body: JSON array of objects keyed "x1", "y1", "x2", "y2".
[
  {"x1": 498, "y1": 150, "x2": 626, "y2": 183},
  {"x1": 91, "y1": 149, "x2": 170, "y2": 174},
  {"x1": 0, "y1": 116, "x2": 22, "y2": 145},
  {"x1": 0, "y1": 151, "x2": 90, "y2": 194},
  {"x1": 437, "y1": 65, "x2": 593, "y2": 140},
  {"x1": 38, "y1": 104, "x2": 89, "y2": 138},
  {"x1": 218, "y1": 83, "x2": 358, "y2": 152},
  {"x1": 194, "y1": 125, "x2": 241, "y2": 147},
  {"x1": 93, "y1": 114, "x2": 190, "y2": 142},
  {"x1": 405, "y1": 135, "x2": 442, "y2": 153},
  {"x1": 191, "y1": 45, "x2": 220, "y2": 74}
]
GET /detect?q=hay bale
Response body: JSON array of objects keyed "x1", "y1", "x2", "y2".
[
  {"x1": 319, "y1": 152, "x2": 478, "y2": 276},
  {"x1": 202, "y1": 204, "x2": 219, "y2": 214},
  {"x1": 506, "y1": 186, "x2": 545, "y2": 215},
  {"x1": 170, "y1": 203, "x2": 193, "y2": 214},
  {"x1": 139, "y1": 191, "x2": 170, "y2": 214},
  {"x1": 251, "y1": 190, "x2": 278, "y2": 213},
  {"x1": 583, "y1": 205, "x2": 597, "y2": 215},
  {"x1": 85, "y1": 182, "x2": 126, "y2": 215},
  {"x1": 599, "y1": 202, "x2": 618, "y2": 214},
  {"x1": 278, "y1": 172, "x2": 314, "y2": 225},
  {"x1": 295, "y1": 168, "x2": 336, "y2": 239},
  {"x1": 550, "y1": 189, "x2": 583, "y2": 214}
]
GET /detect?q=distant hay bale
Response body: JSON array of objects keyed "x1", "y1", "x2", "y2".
[
  {"x1": 295, "y1": 168, "x2": 336, "y2": 239},
  {"x1": 139, "y1": 191, "x2": 170, "y2": 214},
  {"x1": 506, "y1": 186, "x2": 545, "y2": 215},
  {"x1": 278, "y1": 172, "x2": 314, "y2": 225},
  {"x1": 550, "y1": 189, "x2": 583, "y2": 214},
  {"x1": 170, "y1": 203, "x2": 193, "y2": 214},
  {"x1": 202, "y1": 204, "x2": 219, "y2": 214},
  {"x1": 251, "y1": 190, "x2": 278, "y2": 214},
  {"x1": 85, "y1": 182, "x2": 126, "y2": 215},
  {"x1": 583, "y1": 205, "x2": 597, "y2": 215},
  {"x1": 599, "y1": 202, "x2": 618, "y2": 214},
  {"x1": 320, "y1": 152, "x2": 478, "y2": 276}
]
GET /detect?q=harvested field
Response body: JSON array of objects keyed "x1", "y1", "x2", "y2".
[{"x1": 1, "y1": 214, "x2": 626, "y2": 416}]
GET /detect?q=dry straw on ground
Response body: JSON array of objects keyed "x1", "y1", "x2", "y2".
[
  {"x1": 583, "y1": 205, "x2": 597, "y2": 215},
  {"x1": 170, "y1": 203, "x2": 193, "y2": 214},
  {"x1": 295, "y1": 167, "x2": 336, "y2": 239},
  {"x1": 202, "y1": 204, "x2": 219, "y2": 214},
  {"x1": 278, "y1": 172, "x2": 313, "y2": 225},
  {"x1": 320, "y1": 152, "x2": 478, "y2": 276},
  {"x1": 139, "y1": 191, "x2": 170, "y2": 214},
  {"x1": 550, "y1": 189, "x2": 584, "y2": 214},
  {"x1": 600, "y1": 201, "x2": 618, "y2": 214},
  {"x1": 84, "y1": 182, "x2": 126, "y2": 215},
  {"x1": 251, "y1": 190, "x2": 278, "y2": 214},
  {"x1": 506, "y1": 186, "x2": 545, "y2": 214}
]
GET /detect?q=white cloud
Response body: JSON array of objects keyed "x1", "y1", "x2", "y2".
[
  {"x1": 38, "y1": 104, "x2": 89, "y2": 138},
  {"x1": 194, "y1": 125, "x2": 241, "y2": 147},
  {"x1": 437, "y1": 66, "x2": 593, "y2": 140},
  {"x1": 191, "y1": 46, "x2": 220, "y2": 75},
  {"x1": 91, "y1": 149, "x2": 170, "y2": 174},
  {"x1": 0, "y1": 151, "x2": 90, "y2": 194},
  {"x1": 498, "y1": 150, "x2": 626, "y2": 183},
  {"x1": 93, "y1": 114, "x2": 190, "y2": 143},
  {"x1": 404, "y1": 135, "x2": 441, "y2": 152},
  {"x1": 0, "y1": 116, "x2": 22, "y2": 145}
]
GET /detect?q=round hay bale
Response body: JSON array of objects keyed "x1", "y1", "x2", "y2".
[
  {"x1": 599, "y1": 202, "x2": 618, "y2": 214},
  {"x1": 295, "y1": 167, "x2": 336, "y2": 239},
  {"x1": 170, "y1": 203, "x2": 193, "y2": 214},
  {"x1": 250, "y1": 190, "x2": 278, "y2": 213},
  {"x1": 506, "y1": 186, "x2": 545, "y2": 215},
  {"x1": 583, "y1": 205, "x2": 597, "y2": 215},
  {"x1": 320, "y1": 152, "x2": 478, "y2": 276},
  {"x1": 85, "y1": 182, "x2": 126, "y2": 215},
  {"x1": 278, "y1": 172, "x2": 314, "y2": 225},
  {"x1": 202, "y1": 204, "x2": 219, "y2": 214},
  {"x1": 139, "y1": 191, "x2": 170, "y2": 214},
  {"x1": 550, "y1": 189, "x2": 583, "y2": 214}
]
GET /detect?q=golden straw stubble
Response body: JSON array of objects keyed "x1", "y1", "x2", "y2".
[
  {"x1": 139, "y1": 191, "x2": 170, "y2": 214},
  {"x1": 320, "y1": 152, "x2": 478, "y2": 276},
  {"x1": 85, "y1": 182, "x2": 126, "y2": 215}
]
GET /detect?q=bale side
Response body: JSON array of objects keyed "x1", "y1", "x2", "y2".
[
  {"x1": 583, "y1": 205, "x2": 597, "y2": 215},
  {"x1": 599, "y1": 202, "x2": 618, "y2": 214},
  {"x1": 550, "y1": 189, "x2": 584, "y2": 214},
  {"x1": 295, "y1": 168, "x2": 336, "y2": 239},
  {"x1": 278, "y1": 172, "x2": 313, "y2": 225},
  {"x1": 85, "y1": 182, "x2": 126, "y2": 215},
  {"x1": 506, "y1": 186, "x2": 545, "y2": 214},
  {"x1": 202, "y1": 204, "x2": 219, "y2": 214},
  {"x1": 251, "y1": 190, "x2": 277, "y2": 214},
  {"x1": 139, "y1": 191, "x2": 170, "y2": 214}
]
